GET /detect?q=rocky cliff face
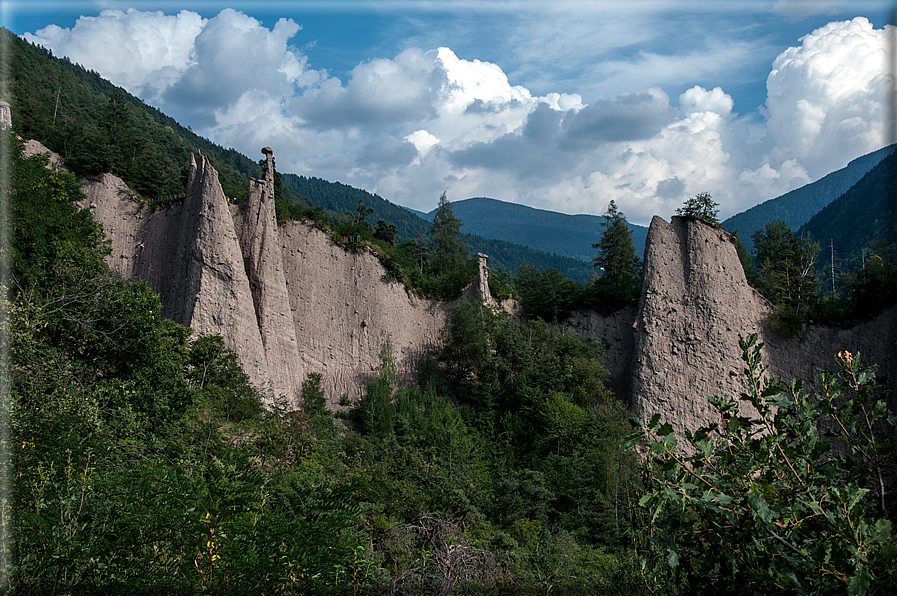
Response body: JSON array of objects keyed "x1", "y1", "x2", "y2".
[
  {"x1": 605, "y1": 216, "x2": 895, "y2": 436},
  {"x1": 69, "y1": 145, "x2": 444, "y2": 405},
  {"x1": 25, "y1": 139, "x2": 896, "y2": 430},
  {"x1": 629, "y1": 216, "x2": 772, "y2": 433},
  {"x1": 233, "y1": 148, "x2": 303, "y2": 399}
]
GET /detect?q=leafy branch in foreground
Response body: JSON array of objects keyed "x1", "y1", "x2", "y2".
[{"x1": 625, "y1": 334, "x2": 896, "y2": 595}]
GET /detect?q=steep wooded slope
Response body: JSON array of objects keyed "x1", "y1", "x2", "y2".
[
  {"x1": 799, "y1": 150, "x2": 897, "y2": 266},
  {"x1": 723, "y1": 144, "x2": 896, "y2": 251}
]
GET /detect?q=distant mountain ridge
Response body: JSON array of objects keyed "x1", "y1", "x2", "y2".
[
  {"x1": 723, "y1": 144, "x2": 897, "y2": 250},
  {"x1": 798, "y1": 150, "x2": 897, "y2": 269},
  {"x1": 282, "y1": 174, "x2": 595, "y2": 282},
  {"x1": 420, "y1": 197, "x2": 649, "y2": 262}
]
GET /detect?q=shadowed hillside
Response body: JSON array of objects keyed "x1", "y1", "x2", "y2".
[{"x1": 723, "y1": 144, "x2": 896, "y2": 251}]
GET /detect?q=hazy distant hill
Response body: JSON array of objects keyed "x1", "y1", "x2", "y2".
[
  {"x1": 420, "y1": 197, "x2": 650, "y2": 261},
  {"x1": 282, "y1": 174, "x2": 595, "y2": 282},
  {"x1": 723, "y1": 144, "x2": 897, "y2": 250},
  {"x1": 799, "y1": 151, "x2": 897, "y2": 270}
]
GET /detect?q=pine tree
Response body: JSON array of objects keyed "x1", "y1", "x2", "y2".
[
  {"x1": 586, "y1": 201, "x2": 642, "y2": 312},
  {"x1": 752, "y1": 219, "x2": 820, "y2": 312},
  {"x1": 752, "y1": 219, "x2": 820, "y2": 335},
  {"x1": 592, "y1": 201, "x2": 640, "y2": 282},
  {"x1": 428, "y1": 191, "x2": 468, "y2": 276}
]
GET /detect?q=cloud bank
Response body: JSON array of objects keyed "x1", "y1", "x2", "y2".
[{"x1": 25, "y1": 11, "x2": 894, "y2": 225}]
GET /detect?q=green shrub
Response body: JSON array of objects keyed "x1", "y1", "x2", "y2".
[{"x1": 627, "y1": 334, "x2": 897, "y2": 594}]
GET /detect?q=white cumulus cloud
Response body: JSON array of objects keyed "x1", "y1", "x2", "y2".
[
  {"x1": 20, "y1": 10, "x2": 897, "y2": 226},
  {"x1": 764, "y1": 16, "x2": 891, "y2": 179},
  {"x1": 25, "y1": 8, "x2": 205, "y2": 99}
]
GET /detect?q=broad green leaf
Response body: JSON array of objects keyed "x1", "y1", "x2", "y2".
[
  {"x1": 847, "y1": 564, "x2": 872, "y2": 596},
  {"x1": 620, "y1": 432, "x2": 645, "y2": 451},
  {"x1": 667, "y1": 548, "x2": 679, "y2": 569},
  {"x1": 746, "y1": 488, "x2": 773, "y2": 524}
]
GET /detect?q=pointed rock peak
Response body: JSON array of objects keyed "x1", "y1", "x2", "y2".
[
  {"x1": 187, "y1": 153, "x2": 198, "y2": 189},
  {"x1": 261, "y1": 147, "x2": 275, "y2": 193},
  {"x1": 460, "y1": 252, "x2": 495, "y2": 305}
]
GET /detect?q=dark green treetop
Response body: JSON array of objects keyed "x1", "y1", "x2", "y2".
[
  {"x1": 752, "y1": 219, "x2": 820, "y2": 314},
  {"x1": 585, "y1": 200, "x2": 642, "y2": 313},
  {"x1": 428, "y1": 191, "x2": 468, "y2": 277},
  {"x1": 592, "y1": 200, "x2": 640, "y2": 281},
  {"x1": 676, "y1": 192, "x2": 720, "y2": 226}
]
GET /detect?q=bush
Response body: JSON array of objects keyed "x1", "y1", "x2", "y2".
[{"x1": 627, "y1": 334, "x2": 897, "y2": 594}]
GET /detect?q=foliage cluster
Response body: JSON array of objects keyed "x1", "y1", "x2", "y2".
[
  {"x1": 507, "y1": 200, "x2": 643, "y2": 321},
  {"x1": 627, "y1": 334, "x2": 896, "y2": 594},
  {"x1": 751, "y1": 219, "x2": 821, "y2": 335},
  {"x1": 676, "y1": 192, "x2": 720, "y2": 226},
  {"x1": 341, "y1": 302, "x2": 646, "y2": 593},
  {"x1": 8, "y1": 138, "x2": 372, "y2": 594},
  {"x1": 746, "y1": 218, "x2": 897, "y2": 335}
]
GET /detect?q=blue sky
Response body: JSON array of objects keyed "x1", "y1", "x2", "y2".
[{"x1": 4, "y1": 1, "x2": 896, "y2": 224}]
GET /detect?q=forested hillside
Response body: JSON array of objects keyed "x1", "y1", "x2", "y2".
[
  {"x1": 799, "y1": 150, "x2": 897, "y2": 271},
  {"x1": 2, "y1": 28, "x2": 266, "y2": 202},
  {"x1": 722, "y1": 143, "x2": 896, "y2": 251},
  {"x1": 423, "y1": 197, "x2": 649, "y2": 262},
  {"x1": 283, "y1": 174, "x2": 596, "y2": 282}
]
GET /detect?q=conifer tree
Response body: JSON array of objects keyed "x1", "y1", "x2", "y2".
[
  {"x1": 751, "y1": 219, "x2": 820, "y2": 314},
  {"x1": 588, "y1": 201, "x2": 642, "y2": 311},
  {"x1": 428, "y1": 191, "x2": 468, "y2": 276},
  {"x1": 592, "y1": 200, "x2": 640, "y2": 281}
]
